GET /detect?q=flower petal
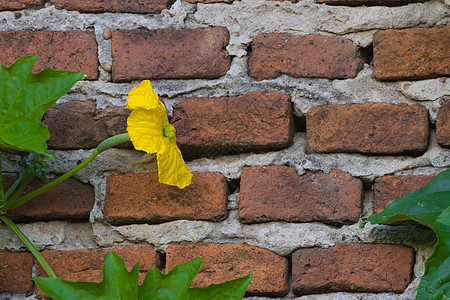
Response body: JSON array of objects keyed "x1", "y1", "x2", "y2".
[
  {"x1": 127, "y1": 108, "x2": 168, "y2": 154},
  {"x1": 126, "y1": 80, "x2": 164, "y2": 111},
  {"x1": 157, "y1": 139, "x2": 196, "y2": 189}
]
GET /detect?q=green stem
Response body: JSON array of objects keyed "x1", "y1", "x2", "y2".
[
  {"x1": 0, "y1": 159, "x2": 5, "y2": 206},
  {"x1": 4, "y1": 150, "x2": 99, "y2": 211},
  {"x1": 8, "y1": 171, "x2": 35, "y2": 203},
  {"x1": 0, "y1": 215, "x2": 57, "y2": 278},
  {"x1": 2, "y1": 133, "x2": 130, "y2": 212},
  {"x1": 5, "y1": 169, "x2": 29, "y2": 200}
]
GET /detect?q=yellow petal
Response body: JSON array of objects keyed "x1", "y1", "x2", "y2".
[
  {"x1": 127, "y1": 108, "x2": 168, "y2": 154},
  {"x1": 157, "y1": 139, "x2": 196, "y2": 189},
  {"x1": 127, "y1": 80, "x2": 165, "y2": 111}
]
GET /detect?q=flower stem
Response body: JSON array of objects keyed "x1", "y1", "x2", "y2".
[
  {"x1": 0, "y1": 215, "x2": 57, "y2": 278},
  {"x1": 0, "y1": 160, "x2": 5, "y2": 206},
  {"x1": 2, "y1": 133, "x2": 131, "y2": 212}
]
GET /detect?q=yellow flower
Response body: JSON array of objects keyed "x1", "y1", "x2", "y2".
[{"x1": 126, "y1": 80, "x2": 195, "y2": 189}]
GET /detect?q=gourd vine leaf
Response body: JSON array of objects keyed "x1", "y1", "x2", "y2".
[
  {"x1": 34, "y1": 252, "x2": 252, "y2": 300},
  {"x1": 138, "y1": 257, "x2": 252, "y2": 300},
  {"x1": 33, "y1": 251, "x2": 140, "y2": 300},
  {"x1": 0, "y1": 55, "x2": 86, "y2": 158},
  {"x1": 367, "y1": 169, "x2": 450, "y2": 300}
]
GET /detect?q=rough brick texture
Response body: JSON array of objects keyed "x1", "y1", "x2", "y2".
[
  {"x1": 239, "y1": 167, "x2": 363, "y2": 225},
  {"x1": 3, "y1": 175, "x2": 94, "y2": 222},
  {"x1": 0, "y1": 0, "x2": 43, "y2": 10},
  {"x1": 112, "y1": 28, "x2": 230, "y2": 82},
  {"x1": 0, "y1": 251, "x2": 34, "y2": 294},
  {"x1": 166, "y1": 243, "x2": 289, "y2": 296},
  {"x1": 374, "y1": 26, "x2": 450, "y2": 80},
  {"x1": 316, "y1": 0, "x2": 423, "y2": 5},
  {"x1": 36, "y1": 246, "x2": 162, "y2": 297},
  {"x1": 292, "y1": 244, "x2": 414, "y2": 295},
  {"x1": 172, "y1": 92, "x2": 294, "y2": 158},
  {"x1": 248, "y1": 33, "x2": 363, "y2": 81},
  {"x1": 0, "y1": 31, "x2": 98, "y2": 79},
  {"x1": 436, "y1": 96, "x2": 450, "y2": 148},
  {"x1": 373, "y1": 175, "x2": 436, "y2": 213},
  {"x1": 104, "y1": 172, "x2": 228, "y2": 225},
  {"x1": 43, "y1": 101, "x2": 130, "y2": 149},
  {"x1": 306, "y1": 103, "x2": 429, "y2": 155},
  {"x1": 50, "y1": 0, "x2": 172, "y2": 13}
]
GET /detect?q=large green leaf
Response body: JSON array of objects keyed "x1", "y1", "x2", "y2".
[
  {"x1": 138, "y1": 257, "x2": 252, "y2": 300},
  {"x1": 33, "y1": 251, "x2": 140, "y2": 300},
  {"x1": 0, "y1": 55, "x2": 86, "y2": 158},
  {"x1": 367, "y1": 169, "x2": 450, "y2": 299}
]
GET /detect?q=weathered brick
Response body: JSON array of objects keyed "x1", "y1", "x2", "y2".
[
  {"x1": 111, "y1": 28, "x2": 230, "y2": 82},
  {"x1": 437, "y1": 96, "x2": 450, "y2": 148},
  {"x1": 0, "y1": 0, "x2": 43, "y2": 10},
  {"x1": 373, "y1": 175, "x2": 436, "y2": 213},
  {"x1": 292, "y1": 244, "x2": 414, "y2": 295},
  {"x1": 374, "y1": 26, "x2": 450, "y2": 80},
  {"x1": 104, "y1": 172, "x2": 228, "y2": 225},
  {"x1": 50, "y1": 0, "x2": 172, "y2": 13},
  {"x1": 0, "y1": 31, "x2": 98, "y2": 79},
  {"x1": 248, "y1": 33, "x2": 363, "y2": 81},
  {"x1": 42, "y1": 101, "x2": 130, "y2": 149},
  {"x1": 166, "y1": 243, "x2": 289, "y2": 296},
  {"x1": 4, "y1": 175, "x2": 94, "y2": 222},
  {"x1": 306, "y1": 103, "x2": 429, "y2": 155},
  {"x1": 0, "y1": 251, "x2": 34, "y2": 293},
  {"x1": 316, "y1": 0, "x2": 423, "y2": 5},
  {"x1": 172, "y1": 92, "x2": 294, "y2": 158},
  {"x1": 239, "y1": 167, "x2": 362, "y2": 225},
  {"x1": 36, "y1": 246, "x2": 162, "y2": 297}
]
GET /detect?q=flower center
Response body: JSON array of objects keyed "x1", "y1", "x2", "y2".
[{"x1": 163, "y1": 124, "x2": 176, "y2": 139}]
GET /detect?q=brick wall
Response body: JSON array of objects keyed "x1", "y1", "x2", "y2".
[{"x1": 0, "y1": 0, "x2": 448, "y2": 299}]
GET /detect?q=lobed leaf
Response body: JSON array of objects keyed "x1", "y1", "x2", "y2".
[
  {"x1": 0, "y1": 55, "x2": 86, "y2": 158},
  {"x1": 34, "y1": 251, "x2": 140, "y2": 300},
  {"x1": 139, "y1": 257, "x2": 252, "y2": 300},
  {"x1": 367, "y1": 169, "x2": 450, "y2": 299}
]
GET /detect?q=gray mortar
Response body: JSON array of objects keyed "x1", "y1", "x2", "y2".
[{"x1": 0, "y1": 1, "x2": 448, "y2": 299}]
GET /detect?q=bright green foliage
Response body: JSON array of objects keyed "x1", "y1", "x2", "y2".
[
  {"x1": 34, "y1": 252, "x2": 252, "y2": 300},
  {"x1": 33, "y1": 252, "x2": 140, "y2": 300},
  {"x1": 0, "y1": 55, "x2": 86, "y2": 158},
  {"x1": 139, "y1": 257, "x2": 252, "y2": 300},
  {"x1": 367, "y1": 169, "x2": 450, "y2": 300}
]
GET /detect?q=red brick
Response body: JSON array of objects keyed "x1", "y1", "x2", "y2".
[
  {"x1": 42, "y1": 101, "x2": 130, "y2": 149},
  {"x1": 0, "y1": 251, "x2": 34, "y2": 293},
  {"x1": 374, "y1": 26, "x2": 450, "y2": 80},
  {"x1": 111, "y1": 28, "x2": 230, "y2": 82},
  {"x1": 437, "y1": 96, "x2": 450, "y2": 148},
  {"x1": 292, "y1": 244, "x2": 414, "y2": 295},
  {"x1": 306, "y1": 103, "x2": 429, "y2": 155},
  {"x1": 36, "y1": 246, "x2": 162, "y2": 297},
  {"x1": 373, "y1": 175, "x2": 436, "y2": 213},
  {"x1": 51, "y1": 0, "x2": 171, "y2": 13},
  {"x1": 239, "y1": 167, "x2": 362, "y2": 225},
  {"x1": 316, "y1": 0, "x2": 423, "y2": 5},
  {"x1": 0, "y1": 31, "x2": 98, "y2": 79},
  {"x1": 0, "y1": 0, "x2": 43, "y2": 10},
  {"x1": 104, "y1": 172, "x2": 228, "y2": 225},
  {"x1": 248, "y1": 33, "x2": 363, "y2": 81},
  {"x1": 172, "y1": 92, "x2": 294, "y2": 158},
  {"x1": 4, "y1": 175, "x2": 94, "y2": 222},
  {"x1": 166, "y1": 243, "x2": 289, "y2": 296}
]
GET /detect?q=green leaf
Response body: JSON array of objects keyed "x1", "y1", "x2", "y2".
[
  {"x1": 33, "y1": 251, "x2": 140, "y2": 300},
  {"x1": 139, "y1": 257, "x2": 252, "y2": 300},
  {"x1": 0, "y1": 55, "x2": 86, "y2": 158},
  {"x1": 367, "y1": 169, "x2": 450, "y2": 300}
]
